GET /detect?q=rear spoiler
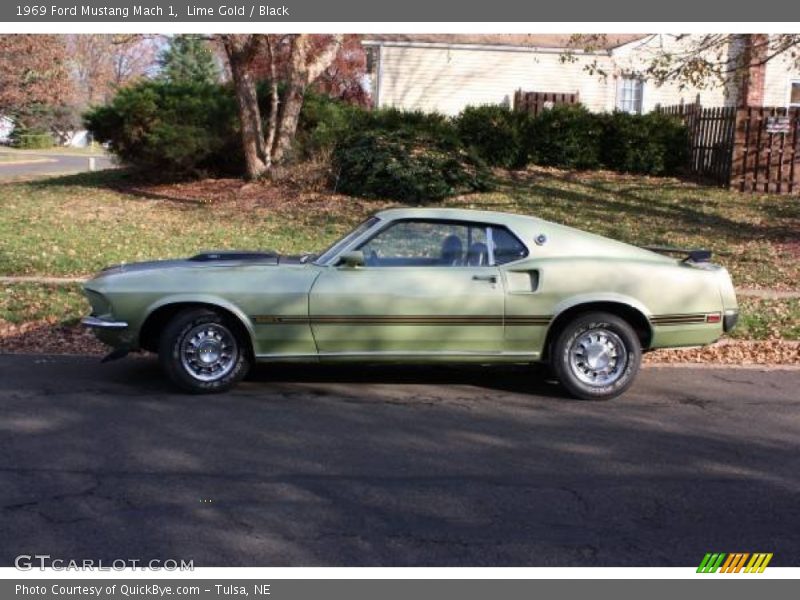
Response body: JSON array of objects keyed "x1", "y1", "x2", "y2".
[{"x1": 642, "y1": 246, "x2": 712, "y2": 263}]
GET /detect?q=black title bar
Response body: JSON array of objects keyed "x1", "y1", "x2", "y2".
[{"x1": 2, "y1": 0, "x2": 798, "y2": 22}]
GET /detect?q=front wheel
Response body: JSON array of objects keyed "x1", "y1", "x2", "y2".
[
  {"x1": 158, "y1": 308, "x2": 251, "y2": 393},
  {"x1": 551, "y1": 312, "x2": 641, "y2": 401}
]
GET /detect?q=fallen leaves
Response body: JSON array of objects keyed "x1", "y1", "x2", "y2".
[
  {"x1": 0, "y1": 320, "x2": 106, "y2": 355},
  {"x1": 645, "y1": 339, "x2": 800, "y2": 365}
]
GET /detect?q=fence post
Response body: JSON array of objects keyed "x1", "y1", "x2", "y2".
[{"x1": 729, "y1": 108, "x2": 748, "y2": 192}]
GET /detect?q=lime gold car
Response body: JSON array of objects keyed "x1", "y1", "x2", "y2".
[{"x1": 81, "y1": 208, "x2": 738, "y2": 400}]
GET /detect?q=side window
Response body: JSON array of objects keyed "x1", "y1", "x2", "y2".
[
  {"x1": 359, "y1": 221, "x2": 471, "y2": 267},
  {"x1": 490, "y1": 227, "x2": 528, "y2": 264},
  {"x1": 355, "y1": 220, "x2": 528, "y2": 267}
]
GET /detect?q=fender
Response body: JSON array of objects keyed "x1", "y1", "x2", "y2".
[
  {"x1": 549, "y1": 292, "x2": 653, "y2": 332},
  {"x1": 142, "y1": 293, "x2": 257, "y2": 348}
]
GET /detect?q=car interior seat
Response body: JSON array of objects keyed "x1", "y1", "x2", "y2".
[
  {"x1": 440, "y1": 235, "x2": 464, "y2": 265},
  {"x1": 465, "y1": 242, "x2": 489, "y2": 266}
]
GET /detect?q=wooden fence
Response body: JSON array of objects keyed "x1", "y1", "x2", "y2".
[
  {"x1": 657, "y1": 103, "x2": 800, "y2": 194},
  {"x1": 513, "y1": 90, "x2": 580, "y2": 117},
  {"x1": 731, "y1": 107, "x2": 800, "y2": 194}
]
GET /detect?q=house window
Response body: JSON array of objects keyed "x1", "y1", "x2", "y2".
[
  {"x1": 616, "y1": 77, "x2": 644, "y2": 114},
  {"x1": 365, "y1": 46, "x2": 379, "y2": 76},
  {"x1": 790, "y1": 80, "x2": 800, "y2": 107}
]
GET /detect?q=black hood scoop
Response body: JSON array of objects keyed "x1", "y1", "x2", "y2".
[{"x1": 189, "y1": 250, "x2": 280, "y2": 264}]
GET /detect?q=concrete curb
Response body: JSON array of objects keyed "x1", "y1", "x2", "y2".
[
  {"x1": 0, "y1": 276, "x2": 85, "y2": 284},
  {"x1": 0, "y1": 157, "x2": 57, "y2": 166}
]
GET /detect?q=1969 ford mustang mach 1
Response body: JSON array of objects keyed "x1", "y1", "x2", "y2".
[{"x1": 82, "y1": 208, "x2": 738, "y2": 400}]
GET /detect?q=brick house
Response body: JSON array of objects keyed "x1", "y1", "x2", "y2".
[{"x1": 361, "y1": 34, "x2": 800, "y2": 115}]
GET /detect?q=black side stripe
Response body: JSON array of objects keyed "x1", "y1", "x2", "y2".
[
  {"x1": 253, "y1": 315, "x2": 552, "y2": 326},
  {"x1": 650, "y1": 313, "x2": 712, "y2": 326}
]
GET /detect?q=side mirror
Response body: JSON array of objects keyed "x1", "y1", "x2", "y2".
[{"x1": 338, "y1": 250, "x2": 365, "y2": 268}]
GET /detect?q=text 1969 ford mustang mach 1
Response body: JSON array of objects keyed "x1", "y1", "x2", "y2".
[{"x1": 81, "y1": 208, "x2": 738, "y2": 400}]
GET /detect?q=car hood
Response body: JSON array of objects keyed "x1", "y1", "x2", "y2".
[{"x1": 90, "y1": 251, "x2": 311, "y2": 279}]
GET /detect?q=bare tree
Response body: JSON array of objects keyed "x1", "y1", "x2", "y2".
[
  {"x1": 0, "y1": 35, "x2": 72, "y2": 116},
  {"x1": 68, "y1": 34, "x2": 159, "y2": 108},
  {"x1": 566, "y1": 33, "x2": 800, "y2": 91},
  {"x1": 220, "y1": 34, "x2": 344, "y2": 180}
]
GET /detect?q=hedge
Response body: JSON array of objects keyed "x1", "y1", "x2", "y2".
[
  {"x1": 599, "y1": 111, "x2": 689, "y2": 176},
  {"x1": 332, "y1": 128, "x2": 490, "y2": 203},
  {"x1": 86, "y1": 80, "x2": 688, "y2": 198}
]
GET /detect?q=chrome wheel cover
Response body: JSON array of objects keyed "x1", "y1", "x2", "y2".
[
  {"x1": 180, "y1": 323, "x2": 238, "y2": 382},
  {"x1": 569, "y1": 328, "x2": 628, "y2": 387}
]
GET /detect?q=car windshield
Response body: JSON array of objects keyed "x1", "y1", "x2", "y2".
[{"x1": 314, "y1": 217, "x2": 380, "y2": 265}]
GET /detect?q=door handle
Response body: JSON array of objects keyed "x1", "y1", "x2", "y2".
[{"x1": 472, "y1": 274, "x2": 498, "y2": 283}]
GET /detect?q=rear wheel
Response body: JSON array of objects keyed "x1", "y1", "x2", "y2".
[
  {"x1": 158, "y1": 308, "x2": 251, "y2": 393},
  {"x1": 551, "y1": 312, "x2": 641, "y2": 401}
]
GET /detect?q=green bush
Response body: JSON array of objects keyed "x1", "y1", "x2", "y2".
[
  {"x1": 330, "y1": 106, "x2": 491, "y2": 203},
  {"x1": 600, "y1": 111, "x2": 688, "y2": 175},
  {"x1": 296, "y1": 91, "x2": 359, "y2": 157},
  {"x1": 354, "y1": 107, "x2": 455, "y2": 139},
  {"x1": 85, "y1": 81, "x2": 242, "y2": 177},
  {"x1": 332, "y1": 130, "x2": 490, "y2": 203},
  {"x1": 456, "y1": 105, "x2": 528, "y2": 168},
  {"x1": 10, "y1": 129, "x2": 54, "y2": 149},
  {"x1": 526, "y1": 104, "x2": 603, "y2": 170}
]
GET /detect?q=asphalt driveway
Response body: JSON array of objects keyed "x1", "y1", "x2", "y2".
[{"x1": 1, "y1": 355, "x2": 798, "y2": 567}]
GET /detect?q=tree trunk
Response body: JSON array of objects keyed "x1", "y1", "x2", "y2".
[
  {"x1": 231, "y1": 63, "x2": 268, "y2": 179},
  {"x1": 263, "y1": 36, "x2": 280, "y2": 166},
  {"x1": 222, "y1": 35, "x2": 268, "y2": 180},
  {"x1": 220, "y1": 34, "x2": 343, "y2": 177},
  {"x1": 272, "y1": 34, "x2": 343, "y2": 165},
  {"x1": 272, "y1": 82, "x2": 306, "y2": 164}
]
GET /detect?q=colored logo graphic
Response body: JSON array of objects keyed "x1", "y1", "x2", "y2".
[{"x1": 697, "y1": 553, "x2": 773, "y2": 573}]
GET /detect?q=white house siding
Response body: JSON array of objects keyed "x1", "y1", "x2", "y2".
[
  {"x1": 371, "y1": 36, "x2": 800, "y2": 115},
  {"x1": 763, "y1": 51, "x2": 800, "y2": 107},
  {"x1": 376, "y1": 44, "x2": 616, "y2": 115},
  {"x1": 611, "y1": 35, "x2": 733, "y2": 112}
]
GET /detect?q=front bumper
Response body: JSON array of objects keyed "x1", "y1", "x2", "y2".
[
  {"x1": 81, "y1": 316, "x2": 129, "y2": 330},
  {"x1": 723, "y1": 310, "x2": 739, "y2": 333}
]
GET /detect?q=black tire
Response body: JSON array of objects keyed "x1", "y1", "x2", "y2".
[
  {"x1": 158, "y1": 308, "x2": 251, "y2": 393},
  {"x1": 551, "y1": 312, "x2": 641, "y2": 401}
]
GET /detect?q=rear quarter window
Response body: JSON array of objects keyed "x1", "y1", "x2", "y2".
[{"x1": 491, "y1": 227, "x2": 528, "y2": 264}]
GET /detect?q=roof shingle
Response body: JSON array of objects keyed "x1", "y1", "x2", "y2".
[{"x1": 361, "y1": 34, "x2": 646, "y2": 50}]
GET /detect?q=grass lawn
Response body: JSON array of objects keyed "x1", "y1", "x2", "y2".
[
  {"x1": 0, "y1": 166, "x2": 798, "y2": 346},
  {"x1": 0, "y1": 283, "x2": 86, "y2": 325},
  {"x1": 0, "y1": 170, "x2": 380, "y2": 278},
  {"x1": 0, "y1": 167, "x2": 797, "y2": 289}
]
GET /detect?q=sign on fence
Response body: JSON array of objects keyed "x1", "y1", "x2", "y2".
[{"x1": 766, "y1": 116, "x2": 791, "y2": 134}]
